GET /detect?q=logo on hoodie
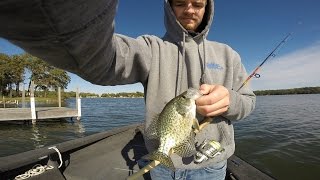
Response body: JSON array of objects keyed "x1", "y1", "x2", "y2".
[{"x1": 207, "y1": 63, "x2": 223, "y2": 70}]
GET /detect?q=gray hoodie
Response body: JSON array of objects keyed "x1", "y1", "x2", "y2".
[
  {"x1": 112, "y1": 0, "x2": 255, "y2": 169},
  {"x1": 0, "y1": 0, "x2": 255, "y2": 169}
]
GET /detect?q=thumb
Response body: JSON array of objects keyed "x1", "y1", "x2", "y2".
[{"x1": 199, "y1": 84, "x2": 213, "y2": 95}]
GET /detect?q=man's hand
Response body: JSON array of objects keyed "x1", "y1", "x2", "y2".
[{"x1": 196, "y1": 84, "x2": 230, "y2": 117}]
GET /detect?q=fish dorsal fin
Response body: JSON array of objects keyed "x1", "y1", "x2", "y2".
[{"x1": 172, "y1": 132, "x2": 196, "y2": 157}]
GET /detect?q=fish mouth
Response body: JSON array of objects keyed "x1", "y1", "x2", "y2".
[{"x1": 185, "y1": 88, "x2": 202, "y2": 100}]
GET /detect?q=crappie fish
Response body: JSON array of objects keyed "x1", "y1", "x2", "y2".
[{"x1": 143, "y1": 88, "x2": 202, "y2": 170}]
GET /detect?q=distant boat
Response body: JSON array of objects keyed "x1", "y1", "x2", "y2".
[{"x1": 0, "y1": 124, "x2": 274, "y2": 180}]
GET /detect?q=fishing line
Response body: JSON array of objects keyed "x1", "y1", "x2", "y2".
[
  {"x1": 236, "y1": 19, "x2": 305, "y2": 92},
  {"x1": 236, "y1": 33, "x2": 293, "y2": 92}
]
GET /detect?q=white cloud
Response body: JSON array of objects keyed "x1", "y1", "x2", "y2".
[{"x1": 251, "y1": 43, "x2": 320, "y2": 90}]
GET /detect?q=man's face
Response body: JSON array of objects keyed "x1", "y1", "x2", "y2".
[{"x1": 171, "y1": 0, "x2": 207, "y2": 32}]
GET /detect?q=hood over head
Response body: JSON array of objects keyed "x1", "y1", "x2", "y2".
[{"x1": 164, "y1": 0, "x2": 214, "y2": 42}]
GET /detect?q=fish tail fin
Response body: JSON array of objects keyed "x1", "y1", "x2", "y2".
[{"x1": 142, "y1": 151, "x2": 175, "y2": 171}]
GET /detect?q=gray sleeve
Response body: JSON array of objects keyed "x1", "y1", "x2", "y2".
[
  {"x1": 0, "y1": 0, "x2": 151, "y2": 85},
  {"x1": 223, "y1": 54, "x2": 256, "y2": 121},
  {"x1": 102, "y1": 34, "x2": 152, "y2": 86}
]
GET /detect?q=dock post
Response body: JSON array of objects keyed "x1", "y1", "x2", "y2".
[
  {"x1": 58, "y1": 87, "x2": 61, "y2": 108},
  {"x1": 30, "y1": 81, "x2": 36, "y2": 124},
  {"x1": 76, "y1": 87, "x2": 81, "y2": 121},
  {"x1": 22, "y1": 84, "x2": 26, "y2": 108},
  {"x1": 2, "y1": 96, "x2": 5, "y2": 108}
]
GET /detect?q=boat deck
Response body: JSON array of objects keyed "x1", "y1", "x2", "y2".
[{"x1": 0, "y1": 124, "x2": 274, "y2": 179}]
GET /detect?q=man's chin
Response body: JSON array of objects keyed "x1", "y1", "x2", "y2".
[{"x1": 183, "y1": 24, "x2": 196, "y2": 31}]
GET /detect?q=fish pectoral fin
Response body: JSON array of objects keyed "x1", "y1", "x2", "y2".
[
  {"x1": 169, "y1": 148, "x2": 174, "y2": 155},
  {"x1": 199, "y1": 117, "x2": 213, "y2": 131},
  {"x1": 193, "y1": 118, "x2": 200, "y2": 133},
  {"x1": 142, "y1": 151, "x2": 175, "y2": 171},
  {"x1": 173, "y1": 133, "x2": 196, "y2": 157}
]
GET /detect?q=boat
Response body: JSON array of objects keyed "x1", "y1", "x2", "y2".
[{"x1": 0, "y1": 124, "x2": 275, "y2": 180}]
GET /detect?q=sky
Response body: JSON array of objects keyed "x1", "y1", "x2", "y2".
[{"x1": 1, "y1": 0, "x2": 320, "y2": 94}]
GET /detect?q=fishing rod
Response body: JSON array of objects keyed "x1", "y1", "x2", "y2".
[{"x1": 236, "y1": 33, "x2": 292, "y2": 92}]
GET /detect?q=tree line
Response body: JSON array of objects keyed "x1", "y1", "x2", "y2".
[
  {"x1": 254, "y1": 87, "x2": 320, "y2": 96},
  {"x1": 0, "y1": 53, "x2": 70, "y2": 98},
  {"x1": 101, "y1": 88, "x2": 320, "y2": 97},
  {"x1": 101, "y1": 92, "x2": 144, "y2": 98}
]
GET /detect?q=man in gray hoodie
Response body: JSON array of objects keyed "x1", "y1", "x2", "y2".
[{"x1": 0, "y1": 0, "x2": 255, "y2": 179}]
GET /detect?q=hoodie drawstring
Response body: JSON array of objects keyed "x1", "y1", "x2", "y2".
[
  {"x1": 175, "y1": 32, "x2": 187, "y2": 97},
  {"x1": 176, "y1": 33, "x2": 208, "y2": 96},
  {"x1": 200, "y1": 36, "x2": 207, "y2": 84}
]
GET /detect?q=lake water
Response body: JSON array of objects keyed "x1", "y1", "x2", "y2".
[{"x1": 0, "y1": 94, "x2": 319, "y2": 179}]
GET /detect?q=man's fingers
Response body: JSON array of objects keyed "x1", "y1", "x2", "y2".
[
  {"x1": 196, "y1": 86, "x2": 227, "y2": 106},
  {"x1": 197, "y1": 98, "x2": 229, "y2": 116},
  {"x1": 204, "y1": 105, "x2": 229, "y2": 117},
  {"x1": 196, "y1": 84, "x2": 230, "y2": 117}
]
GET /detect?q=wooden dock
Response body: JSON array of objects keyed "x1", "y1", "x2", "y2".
[
  {"x1": 0, "y1": 107, "x2": 79, "y2": 121},
  {"x1": 0, "y1": 83, "x2": 81, "y2": 123}
]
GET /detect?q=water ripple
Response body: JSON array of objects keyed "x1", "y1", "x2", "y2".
[{"x1": 234, "y1": 94, "x2": 320, "y2": 179}]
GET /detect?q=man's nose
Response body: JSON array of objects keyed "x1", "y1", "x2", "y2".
[{"x1": 184, "y1": 3, "x2": 196, "y2": 14}]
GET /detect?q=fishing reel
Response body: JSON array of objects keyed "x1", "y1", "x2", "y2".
[{"x1": 194, "y1": 139, "x2": 225, "y2": 164}]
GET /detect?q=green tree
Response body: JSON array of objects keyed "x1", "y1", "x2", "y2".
[
  {"x1": 25, "y1": 53, "x2": 70, "y2": 97},
  {"x1": 0, "y1": 53, "x2": 10, "y2": 96},
  {"x1": 47, "y1": 68, "x2": 71, "y2": 90},
  {"x1": 0, "y1": 53, "x2": 71, "y2": 98},
  {"x1": 10, "y1": 54, "x2": 26, "y2": 96},
  {"x1": 0, "y1": 53, "x2": 26, "y2": 97}
]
